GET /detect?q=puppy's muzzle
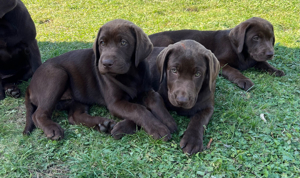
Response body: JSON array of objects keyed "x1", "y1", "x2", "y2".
[
  {"x1": 265, "y1": 51, "x2": 274, "y2": 60},
  {"x1": 175, "y1": 95, "x2": 190, "y2": 106},
  {"x1": 102, "y1": 59, "x2": 114, "y2": 68}
]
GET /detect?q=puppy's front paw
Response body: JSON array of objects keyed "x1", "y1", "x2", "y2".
[
  {"x1": 111, "y1": 119, "x2": 137, "y2": 140},
  {"x1": 98, "y1": 119, "x2": 116, "y2": 133},
  {"x1": 236, "y1": 78, "x2": 254, "y2": 91},
  {"x1": 144, "y1": 120, "x2": 171, "y2": 141},
  {"x1": 180, "y1": 131, "x2": 203, "y2": 155},
  {"x1": 166, "y1": 119, "x2": 178, "y2": 134},
  {"x1": 44, "y1": 123, "x2": 64, "y2": 140},
  {"x1": 5, "y1": 86, "x2": 20, "y2": 98},
  {"x1": 273, "y1": 69, "x2": 285, "y2": 77}
]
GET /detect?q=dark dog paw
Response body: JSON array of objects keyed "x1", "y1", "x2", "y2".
[
  {"x1": 23, "y1": 126, "x2": 35, "y2": 135},
  {"x1": 144, "y1": 120, "x2": 171, "y2": 141},
  {"x1": 274, "y1": 70, "x2": 285, "y2": 77},
  {"x1": 111, "y1": 119, "x2": 137, "y2": 140},
  {"x1": 166, "y1": 120, "x2": 178, "y2": 134},
  {"x1": 23, "y1": 130, "x2": 31, "y2": 135},
  {"x1": 236, "y1": 78, "x2": 254, "y2": 91},
  {"x1": 98, "y1": 119, "x2": 116, "y2": 133},
  {"x1": 180, "y1": 131, "x2": 203, "y2": 155},
  {"x1": 5, "y1": 86, "x2": 21, "y2": 98},
  {"x1": 44, "y1": 123, "x2": 64, "y2": 140}
]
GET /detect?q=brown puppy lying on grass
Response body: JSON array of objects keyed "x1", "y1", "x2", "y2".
[
  {"x1": 151, "y1": 40, "x2": 220, "y2": 154},
  {"x1": 116, "y1": 40, "x2": 220, "y2": 154},
  {"x1": 23, "y1": 19, "x2": 177, "y2": 141},
  {"x1": 149, "y1": 17, "x2": 284, "y2": 91},
  {"x1": 0, "y1": 0, "x2": 41, "y2": 100}
]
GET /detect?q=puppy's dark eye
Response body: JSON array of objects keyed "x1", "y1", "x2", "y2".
[
  {"x1": 171, "y1": 68, "x2": 177, "y2": 74},
  {"x1": 121, "y1": 39, "x2": 128, "y2": 46},
  {"x1": 252, "y1": 36, "x2": 259, "y2": 41},
  {"x1": 100, "y1": 40, "x2": 105, "y2": 46},
  {"x1": 195, "y1": 72, "x2": 201, "y2": 77}
]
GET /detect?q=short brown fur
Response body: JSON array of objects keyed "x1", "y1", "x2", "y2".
[
  {"x1": 23, "y1": 19, "x2": 177, "y2": 141},
  {"x1": 149, "y1": 17, "x2": 284, "y2": 91}
]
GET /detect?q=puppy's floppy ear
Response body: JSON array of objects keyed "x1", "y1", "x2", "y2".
[
  {"x1": 229, "y1": 20, "x2": 251, "y2": 53},
  {"x1": 204, "y1": 50, "x2": 220, "y2": 91},
  {"x1": 93, "y1": 28, "x2": 102, "y2": 67},
  {"x1": 0, "y1": 0, "x2": 17, "y2": 18},
  {"x1": 271, "y1": 24, "x2": 275, "y2": 46},
  {"x1": 130, "y1": 25, "x2": 153, "y2": 67},
  {"x1": 156, "y1": 45, "x2": 174, "y2": 83}
]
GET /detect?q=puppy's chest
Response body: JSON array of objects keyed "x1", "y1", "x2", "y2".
[
  {"x1": 115, "y1": 75, "x2": 146, "y2": 97},
  {"x1": 238, "y1": 59, "x2": 257, "y2": 71},
  {"x1": 172, "y1": 106, "x2": 198, "y2": 117},
  {"x1": 166, "y1": 101, "x2": 198, "y2": 117}
]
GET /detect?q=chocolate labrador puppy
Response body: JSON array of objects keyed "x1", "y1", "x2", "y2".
[
  {"x1": 151, "y1": 40, "x2": 220, "y2": 154},
  {"x1": 23, "y1": 19, "x2": 177, "y2": 141},
  {"x1": 115, "y1": 40, "x2": 220, "y2": 154},
  {"x1": 0, "y1": 0, "x2": 41, "y2": 100},
  {"x1": 149, "y1": 17, "x2": 284, "y2": 91}
]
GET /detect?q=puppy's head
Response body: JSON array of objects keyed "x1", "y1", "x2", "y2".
[
  {"x1": 229, "y1": 17, "x2": 275, "y2": 62},
  {"x1": 0, "y1": 0, "x2": 17, "y2": 18},
  {"x1": 93, "y1": 19, "x2": 153, "y2": 75},
  {"x1": 157, "y1": 40, "x2": 219, "y2": 109}
]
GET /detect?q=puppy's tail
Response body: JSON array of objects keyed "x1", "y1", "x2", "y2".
[{"x1": 23, "y1": 88, "x2": 36, "y2": 135}]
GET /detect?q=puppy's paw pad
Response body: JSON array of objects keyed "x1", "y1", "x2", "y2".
[
  {"x1": 5, "y1": 86, "x2": 20, "y2": 98},
  {"x1": 98, "y1": 120, "x2": 116, "y2": 133}
]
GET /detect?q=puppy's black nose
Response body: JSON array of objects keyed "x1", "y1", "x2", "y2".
[
  {"x1": 102, "y1": 59, "x2": 114, "y2": 67},
  {"x1": 266, "y1": 51, "x2": 274, "y2": 59}
]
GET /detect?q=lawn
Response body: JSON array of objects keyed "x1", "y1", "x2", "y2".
[{"x1": 0, "y1": 0, "x2": 299, "y2": 177}]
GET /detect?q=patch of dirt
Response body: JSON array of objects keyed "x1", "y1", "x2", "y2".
[
  {"x1": 184, "y1": 7, "x2": 198, "y2": 12},
  {"x1": 28, "y1": 163, "x2": 70, "y2": 178}
]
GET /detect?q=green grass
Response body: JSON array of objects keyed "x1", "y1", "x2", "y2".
[{"x1": 1, "y1": 0, "x2": 299, "y2": 177}]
